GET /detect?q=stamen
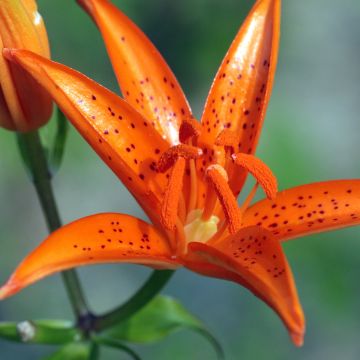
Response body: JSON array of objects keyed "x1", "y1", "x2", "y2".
[
  {"x1": 205, "y1": 165, "x2": 242, "y2": 234},
  {"x1": 215, "y1": 130, "x2": 237, "y2": 191},
  {"x1": 232, "y1": 153, "x2": 278, "y2": 199},
  {"x1": 188, "y1": 159, "x2": 198, "y2": 213},
  {"x1": 157, "y1": 144, "x2": 202, "y2": 173},
  {"x1": 179, "y1": 117, "x2": 201, "y2": 143},
  {"x1": 215, "y1": 129, "x2": 238, "y2": 152},
  {"x1": 202, "y1": 165, "x2": 228, "y2": 221},
  {"x1": 160, "y1": 157, "x2": 186, "y2": 231},
  {"x1": 178, "y1": 193, "x2": 187, "y2": 223},
  {"x1": 201, "y1": 186, "x2": 218, "y2": 221},
  {"x1": 241, "y1": 182, "x2": 259, "y2": 213},
  {"x1": 175, "y1": 217, "x2": 187, "y2": 255}
]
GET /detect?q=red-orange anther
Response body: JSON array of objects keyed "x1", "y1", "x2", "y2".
[
  {"x1": 160, "y1": 157, "x2": 186, "y2": 231},
  {"x1": 179, "y1": 117, "x2": 201, "y2": 143},
  {"x1": 157, "y1": 144, "x2": 202, "y2": 173},
  {"x1": 206, "y1": 164, "x2": 242, "y2": 234},
  {"x1": 215, "y1": 129, "x2": 238, "y2": 151},
  {"x1": 232, "y1": 153, "x2": 278, "y2": 199}
]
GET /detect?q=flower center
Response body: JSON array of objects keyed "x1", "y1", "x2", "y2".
[
  {"x1": 156, "y1": 126, "x2": 278, "y2": 255},
  {"x1": 184, "y1": 209, "x2": 219, "y2": 244}
]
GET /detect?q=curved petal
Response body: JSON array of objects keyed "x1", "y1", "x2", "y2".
[
  {"x1": 198, "y1": 0, "x2": 280, "y2": 194},
  {"x1": 186, "y1": 225, "x2": 305, "y2": 346},
  {"x1": 78, "y1": 0, "x2": 192, "y2": 144},
  {"x1": 0, "y1": 213, "x2": 179, "y2": 300},
  {"x1": 5, "y1": 49, "x2": 169, "y2": 222},
  {"x1": 242, "y1": 180, "x2": 360, "y2": 242}
]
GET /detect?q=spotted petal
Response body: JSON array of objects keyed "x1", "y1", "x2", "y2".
[
  {"x1": 198, "y1": 0, "x2": 280, "y2": 195},
  {"x1": 186, "y1": 226, "x2": 305, "y2": 346},
  {"x1": 78, "y1": 0, "x2": 192, "y2": 144},
  {"x1": 0, "y1": 213, "x2": 179, "y2": 300},
  {"x1": 5, "y1": 49, "x2": 170, "y2": 223},
  {"x1": 243, "y1": 180, "x2": 360, "y2": 241}
]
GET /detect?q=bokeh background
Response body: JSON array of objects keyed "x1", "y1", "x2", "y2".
[{"x1": 1, "y1": 0, "x2": 360, "y2": 359}]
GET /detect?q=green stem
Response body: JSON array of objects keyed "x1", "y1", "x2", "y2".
[
  {"x1": 17, "y1": 130, "x2": 89, "y2": 319},
  {"x1": 94, "y1": 270, "x2": 174, "y2": 331}
]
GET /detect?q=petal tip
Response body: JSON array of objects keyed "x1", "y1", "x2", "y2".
[
  {"x1": 290, "y1": 331, "x2": 304, "y2": 347},
  {"x1": 0, "y1": 280, "x2": 19, "y2": 300}
]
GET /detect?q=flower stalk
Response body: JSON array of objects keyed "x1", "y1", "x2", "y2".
[
  {"x1": 94, "y1": 270, "x2": 174, "y2": 331},
  {"x1": 16, "y1": 130, "x2": 89, "y2": 319}
]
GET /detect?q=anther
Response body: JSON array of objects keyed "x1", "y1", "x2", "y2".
[
  {"x1": 179, "y1": 117, "x2": 201, "y2": 143},
  {"x1": 215, "y1": 129, "x2": 238, "y2": 152},
  {"x1": 232, "y1": 153, "x2": 278, "y2": 199},
  {"x1": 205, "y1": 165, "x2": 242, "y2": 234},
  {"x1": 160, "y1": 157, "x2": 186, "y2": 231},
  {"x1": 157, "y1": 144, "x2": 202, "y2": 173}
]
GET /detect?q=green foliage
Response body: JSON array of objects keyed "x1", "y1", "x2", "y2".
[
  {"x1": 42, "y1": 342, "x2": 91, "y2": 360},
  {"x1": 103, "y1": 295, "x2": 224, "y2": 359}
]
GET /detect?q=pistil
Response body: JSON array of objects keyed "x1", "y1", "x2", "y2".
[{"x1": 204, "y1": 164, "x2": 242, "y2": 234}]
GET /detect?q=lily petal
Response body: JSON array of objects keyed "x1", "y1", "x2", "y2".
[
  {"x1": 198, "y1": 0, "x2": 280, "y2": 194},
  {"x1": 243, "y1": 180, "x2": 360, "y2": 241},
  {"x1": 5, "y1": 49, "x2": 170, "y2": 222},
  {"x1": 78, "y1": 0, "x2": 192, "y2": 144},
  {"x1": 0, "y1": 213, "x2": 179, "y2": 300},
  {"x1": 186, "y1": 225, "x2": 305, "y2": 346}
]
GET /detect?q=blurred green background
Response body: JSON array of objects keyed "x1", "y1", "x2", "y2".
[{"x1": 1, "y1": 0, "x2": 360, "y2": 359}]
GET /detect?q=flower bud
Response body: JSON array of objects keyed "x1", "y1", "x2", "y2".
[{"x1": 0, "y1": 0, "x2": 52, "y2": 132}]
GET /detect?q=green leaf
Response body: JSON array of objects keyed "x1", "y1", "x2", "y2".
[
  {"x1": 0, "y1": 319, "x2": 83, "y2": 344},
  {"x1": 103, "y1": 295, "x2": 224, "y2": 359},
  {"x1": 43, "y1": 342, "x2": 91, "y2": 360}
]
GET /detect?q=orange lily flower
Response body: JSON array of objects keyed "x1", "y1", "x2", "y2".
[
  {"x1": 0, "y1": 0, "x2": 52, "y2": 131},
  {"x1": 1, "y1": 0, "x2": 360, "y2": 346}
]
